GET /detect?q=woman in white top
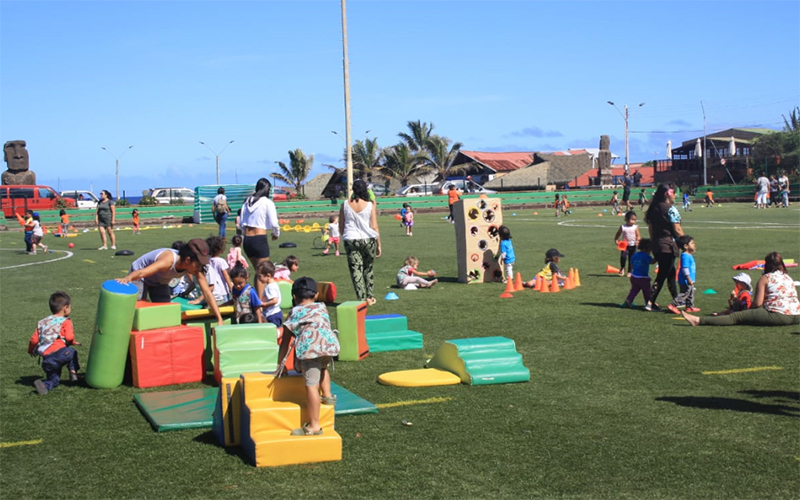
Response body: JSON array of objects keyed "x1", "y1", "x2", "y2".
[
  {"x1": 339, "y1": 179, "x2": 381, "y2": 306},
  {"x1": 212, "y1": 187, "x2": 231, "y2": 238},
  {"x1": 240, "y1": 178, "x2": 280, "y2": 270}
]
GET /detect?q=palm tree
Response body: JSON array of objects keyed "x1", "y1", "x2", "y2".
[
  {"x1": 382, "y1": 143, "x2": 425, "y2": 187},
  {"x1": 398, "y1": 120, "x2": 435, "y2": 153},
  {"x1": 351, "y1": 137, "x2": 384, "y2": 182},
  {"x1": 422, "y1": 134, "x2": 464, "y2": 182},
  {"x1": 271, "y1": 148, "x2": 313, "y2": 197}
]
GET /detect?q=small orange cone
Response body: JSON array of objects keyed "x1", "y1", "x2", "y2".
[
  {"x1": 564, "y1": 275, "x2": 575, "y2": 290},
  {"x1": 575, "y1": 268, "x2": 582, "y2": 287},
  {"x1": 550, "y1": 276, "x2": 560, "y2": 293},
  {"x1": 500, "y1": 291, "x2": 514, "y2": 298},
  {"x1": 606, "y1": 264, "x2": 621, "y2": 274},
  {"x1": 504, "y1": 278, "x2": 515, "y2": 294},
  {"x1": 538, "y1": 278, "x2": 549, "y2": 293},
  {"x1": 514, "y1": 273, "x2": 524, "y2": 291},
  {"x1": 568, "y1": 268, "x2": 575, "y2": 282}
]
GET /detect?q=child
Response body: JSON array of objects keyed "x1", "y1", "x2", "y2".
[
  {"x1": 59, "y1": 209, "x2": 70, "y2": 235},
  {"x1": 227, "y1": 235, "x2": 248, "y2": 269},
  {"x1": 256, "y1": 261, "x2": 283, "y2": 329},
  {"x1": 23, "y1": 209, "x2": 34, "y2": 253},
  {"x1": 560, "y1": 195, "x2": 571, "y2": 216},
  {"x1": 323, "y1": 215, "x2": 340, "y2": 256},
  {"x1": 621, "y1": 238, "x2": 654, "y2": 308},
  {"x1": 704, "y1": 189, "x2": 715, "y2": 207},
  {"x1": 400, "y1": 203, "x2": 409, "y2": 227},
  {"x1": 28, "y1": 292, "x2": 81, "y2": 394},
  {"x1": 667, "y1": 235, "x2": 700, "y2": 314},
  {"x1": 397, "y1": 256, "x2": 438, "y2": 289},
  {"x1": 524, "y1": 249, "x2": 566, "y2": 288},
  {"x1": 610, "y1": 191, "x2": 621, "y2": 215},
  {"x1": 206, "y1": 236, "x2": 232, "y2": 305},
  {"x1": 638, "y1": 189, "x2": 648, "y2": 209},
  {"x1": 278, "y1": 277, "x2": 340, "y2": 436},
  {"x1": 30, "y1": 212, "x2": 48, "y2": 254},
  {"x1": 403, "y1": 204, "x2": 414, "y2": 236},
  {"x1": 274, "y1": 255, "x2": 299, "y2": 282},
  {"x1": 613, "y1": 211, "x2": 640, "y2": 276},
  {"x1": 554, "y1": 193, "x2": 561, "y2": 217},
  {"x1": 711, "y1": 273, "x2": 752, "y2": 316},
  {"x1": 230, "y1": 264, "x2": 263, "y2": 323},
  {"x1": 498, "y1": 225, "x2": 516, "y2": 283},
  {"x1": 682, "y1": 191, "x2": 692, "y2": 212},
  {"x1": 235, "y1": 208, "x2": 243, "y2": 236},
  {"x1": 132, "y1": 208, "x2": 141, "y2": 234}
]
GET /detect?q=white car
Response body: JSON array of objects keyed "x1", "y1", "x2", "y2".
[
  {"x1": 60, "y1": 190, "x2": 100, "y2": 210},
  {"x1": 395, "y1": 183, "x2": 440, "y2": 197},
  {"x1": 435, "y1": 179, "x2": 496, "y2": 195},
  {"x1": 149, "y1": 187, "x2": 195, "y2": 205}
]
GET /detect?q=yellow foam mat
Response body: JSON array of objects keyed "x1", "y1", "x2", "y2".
[
  {"x1": 181, "y1": 305, "x2": 235, "y2": 320},
  {"x1": 377, "y1": 368, "x2": 462, "y2": 387},
  {"x1": 250, "y1": 429, "x2": 342, "y2": 467}
]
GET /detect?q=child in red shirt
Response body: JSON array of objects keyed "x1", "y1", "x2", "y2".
[
  {"x1": 28, "y1": 292, "x2": 81, "y2": 394},
  {"x1": 132, "y1": 208, "x2": 141, "y2": 234},
  {"x1": 712, "y1": 273, "x2": 752, "y2": 316}
]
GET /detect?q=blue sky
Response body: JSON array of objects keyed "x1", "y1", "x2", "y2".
[{"x1": 2, "y1": 0, "x2": 798, "y2": 197}]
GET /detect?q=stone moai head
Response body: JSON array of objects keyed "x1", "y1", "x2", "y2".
[
  {"x1": 599, "y1": 135, "x2": 610, "y2": 151},
  {"x1": 4, "y1": 141, "x2": 30, "y2": 172}
]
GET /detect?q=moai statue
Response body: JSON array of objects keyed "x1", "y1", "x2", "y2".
[
  {"x1": 2, "y1": 140, "x2": 36, "y2": 185},
  {"x1": 596, "y1": 135, "x2": 613, "y2": 186}
]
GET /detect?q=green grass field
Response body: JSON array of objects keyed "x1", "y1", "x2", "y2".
[{"x1": 1, "y1": 202, "x2": 798, "y2": 499}]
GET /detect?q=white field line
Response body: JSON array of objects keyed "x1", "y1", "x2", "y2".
[
  {"x1": 556, "y1": 219, "x2": 800, "y2": 229},
  {"x1": 0, "y1": 249, "x2": 74, "y2": 270}
]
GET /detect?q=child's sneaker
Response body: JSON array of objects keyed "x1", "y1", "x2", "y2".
[
  {"x1": 69, "y1": 371, "x2": 79, "y2": 382},
  {"x1": 34, "y1": 379, "x2": 49, "y2": 395},
  {"x1": 645, "y1": 302, "x2": 660, "y2": 312},
  {"x1": 667, "y1": 304, "x2": 681, "y2": 315},
  {"x1": 619, "y1": 302, "x2": 631, "y2": 308},
  {"x1": 111, "y1": 245, "x2": 117, "y2": 250},
  {"x1": 42, "y1": 245, "x2": 48, "y2": 253},
  {"x1": 335, "y1": 251, "x2": 340, "y2": 257},
  {"x1": 685, "y1": 307, "x2": 701, "y2": 313},
  {"x1": 98, "y1": 246, "x2": 107, "y2": 250},
  {"x1": 323, "y1": 248, "x2": 329, "y2": 255}
]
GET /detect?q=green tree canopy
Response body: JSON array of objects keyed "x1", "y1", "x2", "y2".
[{"x1": 271, "y1": 148, "x2": 313, "y2": 197}]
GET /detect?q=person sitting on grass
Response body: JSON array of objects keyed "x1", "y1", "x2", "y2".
[
  {"x1": 277, "y1": 277, "x2": 340, "y2": 436},
  {"x1": 524, "y1": 248, "x2": 567, "y2": 289},
  {"x1": 711, "y1": 272, "x2": 752, "y2": 316},
  {"x1": 396, "y1": 256, "x2": 438, "y2": 289},
  {"x1": 28, "y1": 292, "x2": 81, "y2": 395}
]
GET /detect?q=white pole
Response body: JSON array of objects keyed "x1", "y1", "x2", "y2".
[
  {"x1": 701, "y1": 101, "x2": 707, "y2": 186},
  {"x1": 624, "y1": 105, "x2": 629, "y2": 173},
  {"x1": 341, "y1": 0, "x2": 354, "y2": 197}
]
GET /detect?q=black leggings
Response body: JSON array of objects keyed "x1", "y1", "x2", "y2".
[
  {"x1": 620, "y1": 246, "x2": 637, "y2": 272},
  {"x1": 650, "y1": 252, "x2": 677, "y2": 306}
]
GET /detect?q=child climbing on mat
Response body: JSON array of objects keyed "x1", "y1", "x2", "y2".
[
  {"x1": 712, "y1": 272, "x2": 752, "y2": 316},
  {"x1": 620, "y1": 238, "x2": 654, "y2": 309},
  {"x1": 667, "y1": 235, "x2": 700, "y2": 314},
  {"x1": 396, "y1": 256, "x2": 438, "y2": 289},
  {"x1": 28, "y1": 292, "x2": 81, "y2": 395},
  {"x1": 256, "y1": 260, "x2": 283, "y2": 329},
  {"x1": 497, "y1": 225, "x2": 516, "y2": 283},
  {"x1": 523, "y1": 248, "x2": 567, "y2": 289},
  {"x1": 59, "y1": 209, "x2": 70, "y2": 235},
  {"x1": 323, "y1": 214, "x2": 340, "y2": 256},
  {"x1": 277, "y1": 277, "x2": 340, "y2": 436},
  {"x1": 614, "y1": 211, "x2": 640, "y2": 276},
  {"x1": 274, "y1": 255, "x2": 299, "y2": 282},
  {"x1": 230, "y1": 264, "x2": 263, "y2": 324},
  {"x1": 227, "y1": 235, "x2": 248, "y2": 269},
  {"x1": 131, "y1": 208, "x2": 141, "y2": 234}
]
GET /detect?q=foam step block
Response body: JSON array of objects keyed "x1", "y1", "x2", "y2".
[
  {"x1": 181, "y1": 304, "x2": 236, "y2": 321},
  {"x1": 365, "y1": 330, "x2": 423, "y2": 353},
  {"x1": 133, "y1": 301, "x2": 181, "y2": 331},
  {"x1": 129, "y1": 325, "x2": 205, "y2": 388},
  {"x1": 365, "y1": 314, "x2": 408, "y2": 334},
  {"x1": 276, "y1": 280, "x2": 293, "y2": 309},
  {"x1": 317, "y1": 281, "x2": 336, "y2": 303},
  {"x1": 86, "y1": 280, "x2": 139, "y2": 389},
  {"x1": 183, "y1": 316, "x2": 232, "y2": 372},
  {"x1": 426, "y1": 336, "x2": 530, "y2": 385},
  {"x1": 336, "y1": 301, "x2": 370, "y2": 361},
  {"x1": 213, "y1": 324, "x2": 279, "y2": 383},
  {"x1": 212, "y1": 377, "x2": 242, "y2": 446},
  {"x1": 243, "y1": 429, "x2": 342, "y2": 467}
]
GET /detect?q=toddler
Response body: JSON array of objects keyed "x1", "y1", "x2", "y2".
[
  {"x1": 132, "y1": 208, "x2": 141, "y2": 234},
  {"x1": 554, "y1": 193, "x2": 561, "y2": 217},
  {"x1": 667, "y1": 235, "x2": 700, "y2": 314},
  {"x1": 638, "y1": 189, "x2": 648, "y2": 209},
  {"x1": 400, "y1": 203, "x2": 409, "y2": 227},
  {"x1": 704, "y1": 189, "x2": 716, "y2": 207},
  {"x1": 30, "y1": 213, "x2": 48, "y2": 254},
  {"x1": 23, "y1": 209, "x2": 34, "y2": 253},
  {"x1": 560, "y1": 195, "x2": 571, "y2": 216},
  {"x1": 274, "y1": 255, "x2": 299, "y2": 282},
  {"x1": 28, "y1": 292, "x2": 81, "y2": 394},
  {"x1": 620, "y1": 238, "x2": 654, "y2": 308},
  {"x1": 610, "y1": 191, "x2": 621, "y2": 215},
  {"x1": 682, "y1": 191, "x2": 692, "y2": 212},
  {"x1": 323, "y1": 215, "x2": 341, "y2": 256},
  {"x1": 498, "y1": 225, "x2": 515, "y2": 283},
  {"x1": 613, "y1": 211, "x2": 640, "y2": 275},
  {"x1": 396, "y1": 256, "x2": 438, "y2": 289},
  {"x1": 712, "y1": 273, "x2": 752, "y2": 316},
  {"x1": 256, "y1": 261, "x2": 284, "y2": 329},
  {"x1": 524, "y1": 249, "x2": 566, "y2": 288},
  {"x1": 230, "y1": 264, "x2": 263, "y2": 323},
  {"x1": 235, "y1": 208, "x2": 243, "y2": 236},
  {"x1": 207, "y1": 236, "x2": 232, "y2": 304},
  {"x1": 227, "y1": 235, "x2": 248, "y2": 269},
  {"x1": 403, "y1": 204, "x2": 414, "y2": 236},
  {"x1": 278, "y1": 277, "x2": 340, "y2": 436},
  {"x1": 59, "y1": 209, "x2": 70, "y2": 235}
]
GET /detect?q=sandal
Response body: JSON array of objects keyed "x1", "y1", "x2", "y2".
[
  {"x1": 291, "y1": 423, "x2": 323, "y2": 436},
  {"x1": 365, "y1": 297, "x2": 377, "y2": 306},
  {"x1": 320, "y1": 395, "x2": 337, "y2": 406}
]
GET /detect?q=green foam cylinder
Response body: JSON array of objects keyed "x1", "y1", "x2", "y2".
[{"x1": 86, "y1": 280, "x2": 139, "y2": 389}]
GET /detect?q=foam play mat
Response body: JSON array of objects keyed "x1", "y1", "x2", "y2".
[
  {"x1": 134, "y1": 387, "x2": 218, "y2": 432},
  {"x1": 331, "y1": 382, "x2": 379, "y2": 415},
  {"x1": 377, "y1": 368, "x2": 462, "y2": 387}
]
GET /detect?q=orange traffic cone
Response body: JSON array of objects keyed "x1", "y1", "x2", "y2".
[
  {"x1": 564, "y1": 275, "x2": 575, "y2": 290},
  {"x1": 568, "y1": 268, "x2": 575, "y2": 282},
  {"x1": 550, "y1": 276, "x2": 560, "y2": 293},
  {"x1": 500, "y1": 291, "x2": 514, "y2": 298},
  {"x1": 575, "y1": 268, "x2": 582, "y2": 287},
  {"x1": 503, "y1": 278, "x2": 515, "y2": 294},
  {"x1": 606, "y1": 264, "x2": 621, "y2": 274},
  {"x1": 538, "y1": 278, "x2": 549, "y2": 293},
  {"x1": 514, "y1": 273, "x2": 524, "y2": 291}
]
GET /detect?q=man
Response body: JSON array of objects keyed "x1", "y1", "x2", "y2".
[
  {"x1": 447, "y1": 184, "x2": 461, "y2": 223},
  {"x1": 622, "y1": 172, "x2": 633, "y2": 211},
  {"x1": 2, "y1": 140, "x2": 36, "y2": 185},
  {"x1": 632, "y1": 169, "x2": 643, "y2": 187}
]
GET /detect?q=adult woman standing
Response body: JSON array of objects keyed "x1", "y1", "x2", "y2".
[
  {"x1": 212, "y1": 187, "x2": 231, "y2": 237},
  {"x1": 339, "y1": 179, "x2": 381, "y2": 305},
  {"x1": 240, "y1": 178, "x2": 280, "y2": 269},
  {"x1": 683, "y1": 252, "x2": 800, "y2": 326},
  {"x1": 644, "y1": 183, "x2": 683, "y2": 311},
  {"x1": 96, "y1": 189, "x2": 116, "y2": 250},
  {"x1": 118, "y1": 238, "x2": 224, "y2": 326}
]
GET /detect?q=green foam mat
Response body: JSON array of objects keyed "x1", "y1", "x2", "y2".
[
  {"x1": 331, "y1": 382, "x2": 379, "y2": 416},
  {"x1": 134, "y1": 387, "x2": 218, "y2": 432},
  {"x1": 365, "y1": 330, "x2": 424, "y2": 353},
  {"x1": 172, "y1": 297, "x2": 203, "y2": 311},
  {"x1": 427, "y1": 336, "x2": 530, "y2": 385}
]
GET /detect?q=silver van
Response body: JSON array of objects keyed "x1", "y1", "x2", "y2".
[
  {"x1": 436, "y1": 179, "x2": 496, "y2": 195},
  {"x1": 395, "y1": 183, "x2": 439, "y2": 197}
]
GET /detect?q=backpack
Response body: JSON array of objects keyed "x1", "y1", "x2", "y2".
[
  {"x1": 35, "y1": 316, "x2": 67, "y2": 356},
  {"x1": 214, "y1": 197, "x2": 229, "y2": 214}
]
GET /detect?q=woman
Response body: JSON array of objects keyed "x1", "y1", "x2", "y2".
[
  {"x1": 683, "y1": 252, "x2": 800, "y2": 327},
  {"x1": 339, "y1": 179, "x2": 381, "y2": 305},
  {"x1": 240, "y1": 178, "x2": 280, "y2": 270},
  {"x1": 644, "y1": 183, "x2": 683, "y2": 311},
  {"x1": 212, "y1": 187, "x2": 231, "y2": 237},
  {"x1": 96, "y1": 189, "x2": 116, "y2": 250},
  {"x1": 118, "y1": 238, "x2": 224, "y2": 326}
]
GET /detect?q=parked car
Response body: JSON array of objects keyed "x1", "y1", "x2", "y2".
[
  {"x1": 272, "y1": 187, "x2": 297, "y2": 202},
  {"x1": 395, "y1": 184, "x2": 440, "y2": 197},
  {"x1": 434, "y1": 178, "x2": 496, "y2": 195},
  {"x1": 60, "y1": 190, "x2": 99, "y2": 210},
  {"x1": 0, "y1": 185, "x2": 75, "y2": 218},
  {"x1": 148, "y1": 187, "x2": 195, "y2": 205},
  {"x1": 367, "y1": 183, "x2": 390, "y2": 196}
]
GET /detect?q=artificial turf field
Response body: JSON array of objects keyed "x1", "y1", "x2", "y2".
[{"x1": 1, "y1": 201, "x2": 798, "y2": 500}]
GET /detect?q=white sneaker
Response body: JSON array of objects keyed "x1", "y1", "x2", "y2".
[
  {"x1": 111, "y1": 245, "x2": 117, "y2": 250},
  {"x1": 98, "y1": 246, "x2": 107, "y2": 250}
]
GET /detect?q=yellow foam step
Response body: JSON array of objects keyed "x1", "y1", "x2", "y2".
[
  {"x1": 247, "y1": 401, "x2": 335, "y2": 434},
  {"x1": 241, "y1": 372, "x2": 309, "y2": 403},
  {"x1": 248, "y1": 429, "x2": 342, "y2": 467}
]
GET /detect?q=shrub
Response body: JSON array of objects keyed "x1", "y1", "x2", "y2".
[
  {"x1": 116, "y1": 198, "x2": 130, "y2": 207},
  {"x1": 138, "y1": 195, "x2": 158, "y2": 206}
]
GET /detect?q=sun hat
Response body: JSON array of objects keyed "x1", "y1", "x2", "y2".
[{"x1": 732, "y1": 272, "x2": 752, "y2": 290}]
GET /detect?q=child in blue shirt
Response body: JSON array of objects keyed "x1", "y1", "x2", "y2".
[
  {"x1": 497, "y1": 225, "x2": 516, "y2": 283},
  {"x1": 682, "y1": 191, "x2": 692, "y2": 212},
  {"x1": 668, "y1": 235, "x2": 699, "y2": 313},
  {"x1": 621, "y1": 239, "x2": 654, "y2": 308}
]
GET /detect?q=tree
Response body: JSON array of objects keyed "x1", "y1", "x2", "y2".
[
  {"x1": 351, "y1": 137, "x2": 384, "y2": 182},
  {"x1": 398, "y1": 120, "x2": 435, "y2": 153},
  {"x1": 271, "y1": 148, "x2": 313, "y2": 197},
  {"x1": 382, "y1": 143, "x2": 425, "y2": 187},
  {"x1": 422, "y1": 134, "x2": 464, "y2": 182}
]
